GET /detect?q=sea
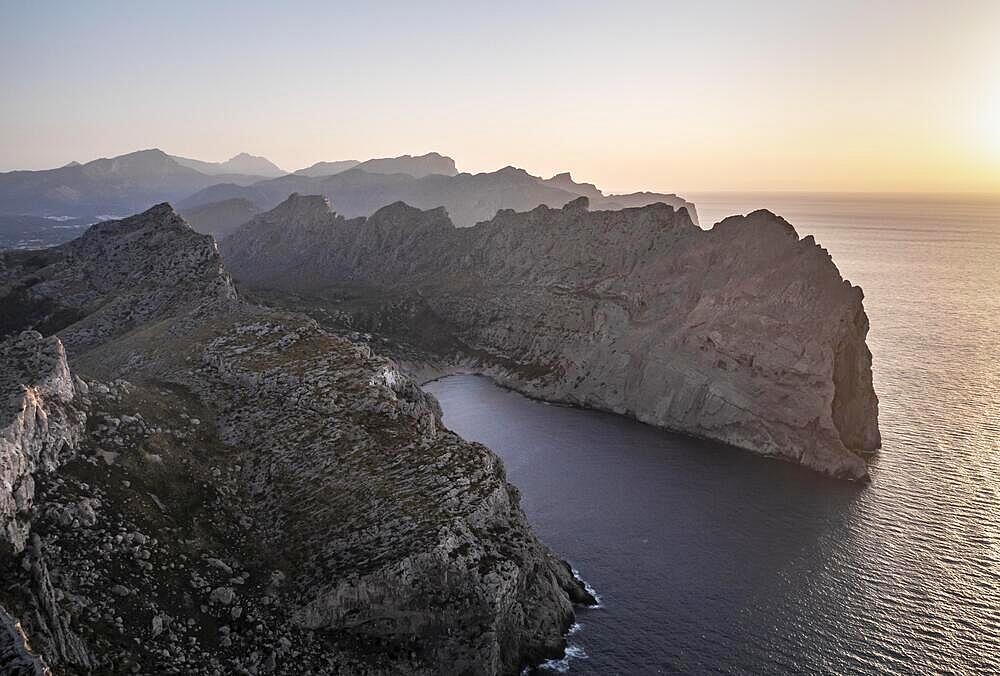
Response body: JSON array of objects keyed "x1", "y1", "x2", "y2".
[{"x1": 424, "y1": 192, "x2": 1000, "y2": 675}]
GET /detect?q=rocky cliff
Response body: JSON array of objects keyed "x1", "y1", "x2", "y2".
[
  {"x1": 223, "y1": 194, "x2": 881, "y2": 480},
  {"x1": 0, "y1": 332, "x2": 85, "y2": 560},
  {"x1": 0, "y1": 204, "x2": 592, "y2": 674}
]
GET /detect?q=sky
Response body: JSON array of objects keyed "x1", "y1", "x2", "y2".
[{"x1": 1, "y1": 0, "x2": 998, "y2": 193}]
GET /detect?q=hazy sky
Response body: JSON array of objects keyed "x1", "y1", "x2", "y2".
[{"x1": 1, "y1": 0, "x2": 998, "y2": 192}]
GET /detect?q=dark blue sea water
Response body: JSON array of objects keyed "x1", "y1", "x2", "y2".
[{"x1": 424, "y1": 193, "x2": 1000, "y2": 675}]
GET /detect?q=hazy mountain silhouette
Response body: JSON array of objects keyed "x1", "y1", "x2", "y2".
[
  {"x1": 178, "y1": 197, "x2": 260, "y2": 240},
  {"x1": 172, "y1": 152, "x2": 286, "y2": 177},
  {"x1": 182, "y1": 163, "x2": 697, "y2": 227},
  {"x1": 0, "y1": 149, "x2": 271, "y2": 218},
  {"x1": 293, "y1": 160, "x2": 361, "y2": 177},
  {"x1": 294, "y1": 152, "x2": 457, "y2": 179}
]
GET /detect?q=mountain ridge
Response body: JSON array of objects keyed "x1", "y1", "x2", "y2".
[
  {"x1": 0, "y1": 149, "x2": 274, "y2": 219},
  {"x1": 182, "y1": 164, "x2": 698, "y2": 227},
  {"x1": 171, "y1": 152, "x2": 286, "y2": 178},
  {"x1": 221, "y1": 193, "x2": 879, "y2": 480}
]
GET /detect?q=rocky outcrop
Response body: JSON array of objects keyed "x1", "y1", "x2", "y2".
[
  {"x1": 0, "y1": 202, "x2": 593, "y2": 674},
  {"x1": 222, "y1": 195, "x2": 880, "y2": 479},
  {"x1": 0, "y1": 604, "x2": 48, "y2": 675},
  {"x1": 0, "y1": 332, "x2": 84, "y2": 559}
]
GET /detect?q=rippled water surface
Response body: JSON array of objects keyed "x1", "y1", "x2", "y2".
[{"x1": 424, "y1": 193, "x2": 1000, "y2": 674}]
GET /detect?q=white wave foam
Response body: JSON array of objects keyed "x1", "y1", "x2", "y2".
[
  {"x1": 536, "y1": 645, "x2": 589, "y2": 673},
  {"x1": 571, "y1": 567, "x2": 603, "y2": 608}
]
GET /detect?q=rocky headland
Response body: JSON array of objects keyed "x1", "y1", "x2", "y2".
[
  {"x1": 221, "y1": 194, "x2": 881, "y2": 480},
  {"x1": 0, "y1": 204, "x2": 593, "y2": 674}
]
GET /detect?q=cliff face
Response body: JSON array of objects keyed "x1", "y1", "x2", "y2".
[
  {"x1": 0, "y1": 604, "x2": 48, "y2": 675},
  {"x1": 0, "y1": 203, "x2": 592, "y2": 674},
  {"x1": 0, "y1": 331, "x2": 85, "y2": 560},
  {"x1": 223, "y1": 195, "x2": 880, "y2": 479}
]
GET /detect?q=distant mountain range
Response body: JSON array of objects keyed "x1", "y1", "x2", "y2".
[
  {"x1": 0, "y1": 147, "x2": 697, "y2": 247},
  {"x1": 178, "y1": 197, "x2": 260, "y2": 240},
  {"x1": 181, "y1": 165, "x2": 697, "y2": 228},
  {"x1": 293, "y1": 152, "x2": 457, "y2": 179},
  {"x1": 0, "y1": 149, "x2": 274, "y2": 218},
  {"x1": 171, "y1": 152, "x2": 286, "y2": 177}
]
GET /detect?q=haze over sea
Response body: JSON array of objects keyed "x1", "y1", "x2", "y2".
[{"x1": 426, "y1": 192, "x2": 1000, "y2": 674}]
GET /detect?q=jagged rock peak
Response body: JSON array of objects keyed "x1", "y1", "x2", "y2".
[
  {"x1": 493, "y1": 165, "x2": 534, "y2": 180},
  {"x1": 369, "y1": 200, "x2": 453, "y2": 228}
]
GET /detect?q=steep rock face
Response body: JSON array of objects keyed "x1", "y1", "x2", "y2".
[
  {"x1": 223, "y1": 195, "x2": 880, "y2": 479},
  {"x1": 0, "y1": 333, "x2": 89, "y2": 673},
  {"x1": 0, "y1": 203, "x2": 592, "y2": 673},
  {"x1": 0, "y1": 604, "x2": 48, "y2": 675},
  {"x1": 0, "y1": 332, "x2": 84, "y2": 559}
]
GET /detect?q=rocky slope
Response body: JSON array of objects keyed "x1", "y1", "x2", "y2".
[
  {"x1": 223, "y1": 194, "x2": 880, "y2": 480},
  {"x1": 0, "y1": 204, "x2": 592, "y2": 674}
]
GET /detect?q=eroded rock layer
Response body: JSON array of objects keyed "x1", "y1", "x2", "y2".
[
  {"x1": 222, "y1": 194, "x2": 881, "y2": 479},
  {"x1": 0, "y1": 204, "x2": 591, "y2": 674}
]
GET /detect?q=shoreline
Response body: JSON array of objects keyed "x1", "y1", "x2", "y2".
[{"x1": 419, "y1": 367, "x2": 874, "y2": 485}]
